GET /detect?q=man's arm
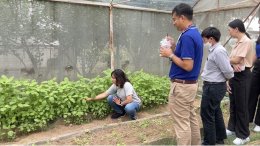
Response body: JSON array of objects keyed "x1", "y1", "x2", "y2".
[
  {"x1": 215, "y1": 49, "x2": 234, "y2": 79},
  {"x1": 169, "y1": 54, "x2": 193, "y2": 71}
]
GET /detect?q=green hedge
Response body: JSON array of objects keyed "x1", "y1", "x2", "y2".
[{"x1": 0, "y1": 70, "x2": 170, "y2": 141}]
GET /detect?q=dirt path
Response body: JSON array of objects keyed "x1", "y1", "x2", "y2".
[
  {"x1": 1, "y1": 98, "x2": 202, "y2": 145},
  {"x1": 3, "y1": 105, "x2": 173, "y2": 145},
  {"x1": 51, "y1": 114, "x2": 174, "y2": 145}
]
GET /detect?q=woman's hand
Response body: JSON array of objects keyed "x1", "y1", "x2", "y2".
[
  {"x1": 226, "y1": 81, "x2": 232, "y2": 94},
  {"x1": 113, "y1": 97, "x2": 121, "y2": 105},
  {"x1": 232, "y1": 64, "x2": 242, "y2": 72},
  {"x1": 84, "y1": 97, "x2": 93, "y2": 101}
]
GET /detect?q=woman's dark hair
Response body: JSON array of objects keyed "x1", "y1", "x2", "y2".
[
  {"x1": 201, "y1": 27, "x2": 221, "y2": 42},
  {"x1": 256, "y1": 35, "x2": 260, "y2": 44},
  {"x1": 245, "y1": 32, "x2": 251, "y2": 39},
  {"x1": 111, "y1": 69, "x2": 130, "y2": 88},
  {"x1": 228, "y1": 19, "x2": 246, "y2": 33},
  {"x1": 172, "y1": 3, "x2": 193, "y2": 20}
]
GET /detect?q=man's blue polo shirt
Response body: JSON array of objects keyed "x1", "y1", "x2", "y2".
[
  {"x1": 169, "y1": 26, "x2": 203, "y2": 80},
  {"x1": 256, "y1": 43, "x2": 260, "y2": 58}
]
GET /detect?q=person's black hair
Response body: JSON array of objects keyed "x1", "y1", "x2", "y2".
[
  {"x1": 172, "y1": 3, "x2": 193, "y2": 20},
  {"x1": 201, "y1": 27, "x2": 221, "y2": 42},
  {"x1": 228, "y1": 19, "x2": 246, "y2": 33},
  {"x1": 245, "y1": 32, "x2": 251, "y2": 39},
  {"x1": 256, "y1": 35, "x2": 260, "y2": 44},
  {"x1": 111, "y1": 69, "x2": 130, "y2": 88}
]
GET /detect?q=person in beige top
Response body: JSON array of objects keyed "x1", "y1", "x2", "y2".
[
  {"x1": 229, "y1": 34, "x2": 254, "y2": 72},
  {"x1": 226, "y1": 19, "x2": 255, "y2": 145}
]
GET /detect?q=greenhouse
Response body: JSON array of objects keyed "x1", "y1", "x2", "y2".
[
  {"x1": 0, "y1": 0, "x2": 260, "y2": 145},
  {"x1": 0, "y1": 0, "x2": 258, "y2": 81}
]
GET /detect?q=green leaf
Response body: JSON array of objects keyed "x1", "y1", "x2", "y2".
[
  {"x1": 49, "y1": 97, "x2": 54, "y2": 102},
  {"x1": 69, "y1": 98, "x2": 75, "y2": 103},
  {"x1": 7, "y1": 131, "x2": 15, "y2": 137},
  {"x1": 0, "y1": 107, "x2": 6, "y2": 112}
]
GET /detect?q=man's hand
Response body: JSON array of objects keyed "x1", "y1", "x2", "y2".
[
  {"x1": 160, "y1": 47, "x2": 173, "y2": 58},
  {"x1": 160, "y1": 36, "x2": 175, "y2": 58},
  {"x1": 166, "y1": 36, "x2": 176, "y2": 51}
]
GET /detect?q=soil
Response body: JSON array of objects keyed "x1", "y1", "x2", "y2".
[
  {"x1": 3, "y1": 97, "x2": 260, "y2": 145},
  {"x1": 52, "y1": 114, "x2": 175, "y2": 145},
  {"x1": 1, "y1": 98, "x2": 200, "y2": 145}
]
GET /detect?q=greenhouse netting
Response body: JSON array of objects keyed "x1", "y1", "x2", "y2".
[{"x1": 0, "y1": 0, "x2": 259, "y2": 81}]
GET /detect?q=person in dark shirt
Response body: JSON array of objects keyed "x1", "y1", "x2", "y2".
[{"x1": 248, "y1": 35, "x2": 260, "y2": 132}]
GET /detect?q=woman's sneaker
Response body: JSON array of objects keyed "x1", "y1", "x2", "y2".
[
  {"x1": 233, "y1": 137, "x2": 250, "y2": 145},
  {"x1": 226, "y1": 129, "x2": 235, "y2": 136},
  {"x1": 111, "y1": 112, "x2": 125, "y2": 119},
  {"x1": 253, "y1": 125, "x2": 260, "y2": 132}
]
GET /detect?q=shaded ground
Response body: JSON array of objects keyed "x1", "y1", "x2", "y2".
[
  {"x1": 51, "y1": 115, "x2": 175, "y2": 145},
  {"x1": 3, "y1": 98, "x2": 260, "y2": 145},
  {"x1": 3, "y1": 104, "x2": 176, "y2": 145},
  {"x1": 49, "y1": 98, "x2": 201, "y2": 145}
]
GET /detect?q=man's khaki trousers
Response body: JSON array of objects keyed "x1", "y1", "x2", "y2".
[{"x1": 168, "y1": 82, "x2": 201, "y2": 145}]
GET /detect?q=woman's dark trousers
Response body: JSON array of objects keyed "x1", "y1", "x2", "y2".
[
  {"x1": 228, "y1": 68, "x2": 251, "y2": 139},
  {"x1": 249, "y1": 60, "x2": 260, "y2": 126}
]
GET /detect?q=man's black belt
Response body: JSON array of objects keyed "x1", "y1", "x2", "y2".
[
  {"x1": 203, "y1": 81, "x2": 225, "y2": 84},
  {"x1": 171, "y1": 79, "x2": 197, "y2": 84}
]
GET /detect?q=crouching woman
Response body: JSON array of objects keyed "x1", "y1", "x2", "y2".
[{"x1": 84, "y1": 69, "x2": 141, "y2": 120}]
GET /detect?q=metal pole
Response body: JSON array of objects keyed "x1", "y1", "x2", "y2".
[
  {"x1": 48, "y1": 0, "x2": 170, "y2": 13},
  {"x1": 224, "y1": 2, "x2": 260, "y2": 47},
  {"x1": 246, "y1": 6, "x2": 259, "y2": 30},
  {"x1": 192, "y1": 0, "x2": 200, "y2": 8},
  {"x1": 109, "y1": 0, "x2": 114, "y2": 70}
]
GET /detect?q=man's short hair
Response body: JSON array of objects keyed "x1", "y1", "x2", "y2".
[
  {"x1": 172, "y1": 3, "x2": 193, "y2": 20},
  {"x1": 201, "y1": 27, "x2": 221, "y2": 42}
]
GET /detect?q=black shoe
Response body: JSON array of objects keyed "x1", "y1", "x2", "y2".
[
  {"x1": 216, "y1": 140, "x2": 224, "y2": 145},
  {"x1": 130, "y1": 116, "x2": 137, "y2": 120},
  {"x1": 111, "y1": 112, "x2": 125, "y2": 119}
]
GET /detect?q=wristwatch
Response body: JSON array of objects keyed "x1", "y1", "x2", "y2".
[{"x1": 169, "y1": 54, "x2": 174, "y2": 60}]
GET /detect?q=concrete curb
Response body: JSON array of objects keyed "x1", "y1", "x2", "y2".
[{"x1": 26, "y1": 112, "x2": 171, "y2": 146}]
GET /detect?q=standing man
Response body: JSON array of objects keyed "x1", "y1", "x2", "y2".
[
  {"x1": 200, "y1": 27, "x2": 234, "y2": 145},
  {"x1": 160, "y1": 3, "x2": 203, "y2": 145}
]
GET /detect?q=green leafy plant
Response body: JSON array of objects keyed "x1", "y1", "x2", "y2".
[
  {"x1": 129, "y1": 70, "x2": 169, "y2": 108},
  {"x1": 0, "y1": 70, "x2": 170, "y2": 141}
]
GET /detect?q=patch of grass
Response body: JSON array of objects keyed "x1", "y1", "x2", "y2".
[
  {"x1": 139, "y1": 120, "x2": 151, "y2": 129},
  {"x1": 74, "y1": 134, "x2": 92, "y2": 145},
  {"x1": 141, "y1": 105, "x2": 167, "y2": 114},
  {"x1": 109, "y1": 130, "x2": 125, "y2": 145},
  {"x1": 129, "y1": 123, "x2": 138, "y2": 128},
  {"x1": 248, "y1": 132, "x2": 260, "y2": 143},
  {"x1": 151, "y1": 119, "x2": 163, "y2": 125},
  {"x1": 225, "y1": 135, "x2": 236, "y2": 145},
  {"x1": 138, "y1": 133, "x2": 147, "y2": 143},
  {"x1": 146, "y1": 137, "x2": 177, "y2": 145}
]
